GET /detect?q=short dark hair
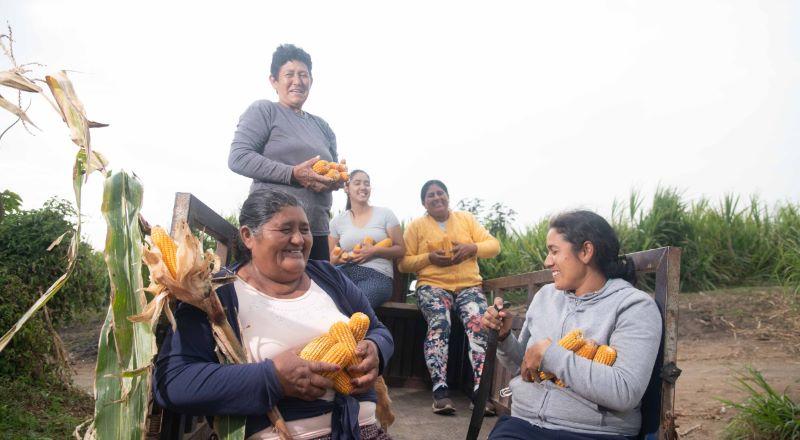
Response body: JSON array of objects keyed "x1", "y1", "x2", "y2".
[
  {"x1": 345, "y1": 169, "x2": 369, "y2": 211},
  {"x1": 549, "y1": 210, "x2": 636, "y2": 284},
  {"x1": 420, "y1": 180, "x2": 448, "y2": 204},
  {"x1": 270, "y1": 44, "x2": 313, "y2": 79},
  {"x1": 237, "y1": 189, "x2": 302, "y2": 263}
]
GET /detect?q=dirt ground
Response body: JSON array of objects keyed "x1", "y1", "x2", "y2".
[{"x1": 60, "y1": 286, "x2": 800, "y2": 439}]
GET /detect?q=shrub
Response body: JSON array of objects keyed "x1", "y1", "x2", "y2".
[
  {"x1": 721, "y1": 366, "x2": 800, "y2": 440},
  {"x1": 466, "y1": 189, "x2": 800, "y2": 293},
  {"x1": 0, "y1": 198, "x2": 109, "y2": 326},
  {"x1": 0, "y1": 197, "x2": 109, "y2": 379}
]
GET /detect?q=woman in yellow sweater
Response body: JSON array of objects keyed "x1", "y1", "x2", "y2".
[{"x1": 398, "y1": 179, "x2": 500, "y2": 416}]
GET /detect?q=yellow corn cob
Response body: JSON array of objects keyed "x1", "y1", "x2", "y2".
[
  {"x1": 151, "y1": 226, "x2": 178, "y2": 277},
  {"x1": 333, "y1": 246, "x2": 343, "y2": 256},
  {"x1": 363, "y1": 236, "x2": 375, "y2": 246},
  {"x1": 594, "y1": 345, "x2": 617, "y2": 366},
  {"x1": 354, "y1": 243, "x2": 363, "y2": 252},
  {"x1": 299, "y1": 335, "x2": 336, "y2": 361},
  {"x1": 374, "y1": 238, "x2": 393, "y2": 248},
  {"x1": 325, "y1": 169, "x2": 341, "y2": 181},
  {"x1": 341, "y1": 252, "x2": 350, "y2": 261},
  {"x1": 539, "y1": 371, "x2": 555, "y2": 381},
  {"x1": 348, "y1": 313, "x2": 370, "y2": 341},
  {"x1": 340, "y1": 171, "x2": 349, "y2": 182},
  {"x1": 555, "y1": 379, "x2": 566, "y2": 387},
  {"x1": 329, "y1": 321, "x2": 357, "y2": 351},
  {"x1": 312, "y1": 160, "x2": 330, "y2": 175},
  {"x1": 558, "y1": 329, "x2": 585, "y2": 351},
  {"x1": 319, "y1": 342, "x2": 355, "y2": 375},
  {"x1": 332, "y1": 371, "x2": 353, "y2": 394},
  {"x1": 575, "y1": 340, "x2": 598, "y2": 360}
]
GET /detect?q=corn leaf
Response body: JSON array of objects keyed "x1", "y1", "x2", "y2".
[
  {"x1": 0, "y1": 70, "x2": 42, "y2": 92},
  {"x1": 45, "y1": 71, "x2": 90, "y2": 151},
  {"x1": 88, "y1": 170, "x2": 154, "y2": 440},
  {"x1": 214, "y1": 414, "x2": 247, "y2": 440},
  {"x1": 0, "y1": 93, "x2": 38, "y2": 129}
]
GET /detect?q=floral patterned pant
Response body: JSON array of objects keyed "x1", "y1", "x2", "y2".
[{"x1": 417, "y1": 285, "x2": 489, "y2": 391}]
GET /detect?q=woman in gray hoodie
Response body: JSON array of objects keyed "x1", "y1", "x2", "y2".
[{"x1": 482, "y1": 210, "x2": 662, "y2": 440}]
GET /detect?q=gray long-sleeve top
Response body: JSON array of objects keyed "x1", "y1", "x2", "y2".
[
  {"x1": 228, "y1": 100, "x2": 338, "y2": 235},
  {"x1": 496, "y1": 278, "x2": 662, "y2": 436}
]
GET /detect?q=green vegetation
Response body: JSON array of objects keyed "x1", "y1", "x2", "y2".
[
  {"x1": 0, "y1": 376, "x2": 94, "y2": 440},
  {"x1": 467, "y1": 188, "x2": 800, "y2": 293},
  {"x1": 0, "y1": 195, "x2": 108, "y2": 380},
  {"x1": 721, "y1": 367, "x2": 800, "y2": 440}
]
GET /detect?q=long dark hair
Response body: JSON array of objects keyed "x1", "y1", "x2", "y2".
[
  {"x1": 344, "y1": 169, "x2": 368, "y2": 211},
  {"x1": 549, "y1": 210, "x2": 636, "y2": 285},
  {"x1": 236, "y1": 189, "x2": 302, "y2": 264}
]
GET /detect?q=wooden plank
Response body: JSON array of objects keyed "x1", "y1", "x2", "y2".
[
  {"x1": 483, "y1": 271, "x2": 553, "y2": 291},
  {"x1": 659, "y1": 247, "x2": 681, "y2": 440},
  {"x1": 170, "y1": 193, "x2": 238, "y2": 265}
]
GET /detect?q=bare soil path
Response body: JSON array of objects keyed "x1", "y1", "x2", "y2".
[{"x1": 60, "y1": 287, "x2": 800, "y2": 439}]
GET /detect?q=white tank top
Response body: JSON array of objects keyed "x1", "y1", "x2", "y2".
[{"x1": 234, "y1": 278, "x2": 376, "y2": 440}]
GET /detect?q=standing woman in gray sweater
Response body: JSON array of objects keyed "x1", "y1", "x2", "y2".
[
  {"x1": 229, "y1": 44, "x2": 341, "y2": 260},
  {"x1": 482, "y1": 211, "x2": 661, "y2": 440}
]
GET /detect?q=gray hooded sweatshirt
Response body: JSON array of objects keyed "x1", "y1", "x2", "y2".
[{"x1": 497, "y1": 278, "x2": 662, "y2": 437}]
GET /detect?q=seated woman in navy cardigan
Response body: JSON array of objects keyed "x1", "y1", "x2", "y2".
[{"x1": 154, "y1": 189, "x2": 394, "y2": 440}]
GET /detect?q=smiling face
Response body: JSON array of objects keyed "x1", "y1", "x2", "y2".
[
  {"x1": 269, "y1": 60, "x2": 312, "y2": 111},
  {"x1": 544, "y1": 228, "x2": 593, "y2": 291},
  {"x1": 423, "y1": 183, "x2": 449, "y2": 220},
  {"x1": 345, "y1": 171, "x2": 371, "y2": 205},
  {"x1": 242, "y1": 206, "x2": 312, "y2": 282}
]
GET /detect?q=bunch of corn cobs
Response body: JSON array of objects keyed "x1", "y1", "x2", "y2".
[
  {"x1": 312, "y1": 159, "x2": 349, "y2": 182},
  {"x1": 538, "y1": 329, "x2": 617, "y2": 387},
  {"x1": 333, "y1": 236, "x2": 393, "y2": 263},
  {"x1": 299, "y1": 313, "x2": 371, "y2": 395}
]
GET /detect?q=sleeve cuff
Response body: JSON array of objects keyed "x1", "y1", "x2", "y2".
[
  {"x1": 261, "y1": 359, "x2": 285, "y2": 407},
  {"x1": 540, "y1": 343, "x2": 570, "y2": 374},
  {"x1": 497, "y1": 332, "x2": 518, "y2": 354}
]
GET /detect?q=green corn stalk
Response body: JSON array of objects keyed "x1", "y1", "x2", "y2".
[{"x1": 82, "y1": 171, "x2": 155, "y2": 439}]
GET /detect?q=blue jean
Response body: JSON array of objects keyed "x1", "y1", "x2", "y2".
[
  {"x1": 338, "y1": 264, "x2": 393, "y2": 309},
  {"x1": 489, "y1": 415, "x2": 636, "y2": 440}
]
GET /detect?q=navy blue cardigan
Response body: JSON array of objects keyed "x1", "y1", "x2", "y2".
[{"x1": 153, "y1": 260, "x2": 395, "y2": 437}]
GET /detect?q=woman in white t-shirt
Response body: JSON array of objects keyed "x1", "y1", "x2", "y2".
[{"x1": 329, "y1": 170, "x2": 405, "y2": 308}]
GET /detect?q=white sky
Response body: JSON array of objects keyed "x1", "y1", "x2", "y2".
[{"x1": 1, "y1": 1, "x2": 798, "y2": 250}]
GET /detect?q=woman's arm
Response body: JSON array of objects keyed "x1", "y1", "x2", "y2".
[
  {"x1": 153, "y1": 301, "x2": 284, "y2": 416},
  {"x1": 496, "y1": 308, "x2": 532, "y2": 374},
  {"x1": 466, "y1": 213, "x2": 500, "y2": 258},
  {"x1": 397, "y1": 222, "x2": 430, "y2": 273},
  {"x1": 228, "y1": 101, "x2": 295, "y2": 185},
  {"x1": 539, "y1": 293, "x2": 662, "y2": 412}
]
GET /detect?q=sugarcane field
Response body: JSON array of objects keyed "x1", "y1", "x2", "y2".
[{"x1": 2, "y1": 3, "x2": 799, "y2": 440}]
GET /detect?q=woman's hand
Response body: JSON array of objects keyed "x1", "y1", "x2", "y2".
[
  {"x1": 482, "y1": 297, "x2": 514, "y2": 341},
  {"x1": 520, "y1": 338, "x2": 552, "y2": 382},
  {"x1": 349, "y1": 245, "x2": 379, "y2": 264},
  {"x1": 347, "y1": 340, "x2": 380, "y2": 394},
  {"x1": 273, "y1": 349, "x2": 339, "y2": 401},
  {"x1": 451, "y1": 242, "x2": 478, "y2": 264},
  {"x1": 428, "y1": 250, "x2": 452, "y2": 267},
  {"x1": 293, "y1": 156, "x2": 335, "y2": 193}
]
